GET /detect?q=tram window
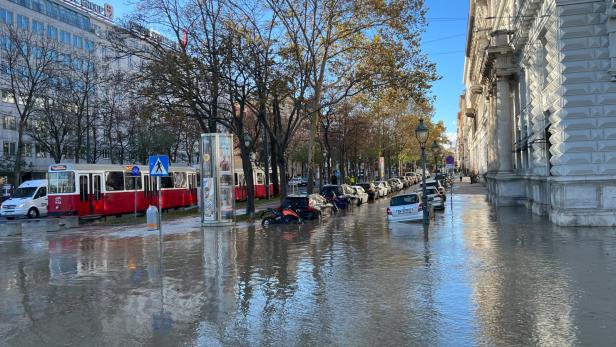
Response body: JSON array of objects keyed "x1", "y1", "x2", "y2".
[
  {"x1": 124, "y1": 173, "x2": 142, "y2": 190},
  {"x1": 105, "y1": 172, "x2": 125, "y2": 191},
  {"x1": 79, "y1": 176, "x2": 88, "y2": 202},
  {"x1": 173, "y1": 172, "x2": 187, "y2": 188},
  {"x1": 93, "y1": 175, "x2": 101, "y2": 200},
  {"x1": 160, "y1": 176, "x2": 173, "y2": 189},
  {"x1": 188, "y1": 174, "x2": 195, "y2": 189},
  {"x1": 49, "y1": 172, "x2": 75, "y2": 193},
  {"x1": 256, "y1": 172, "x2": 264, "y2": 185},
  {"x1": 144, "y1": 175, "x2": 150, "y2": 195}
]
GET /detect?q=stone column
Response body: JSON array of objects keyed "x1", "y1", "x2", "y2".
[{"x1": 495, "y1": 75, "x2": 513, "y2": 173}]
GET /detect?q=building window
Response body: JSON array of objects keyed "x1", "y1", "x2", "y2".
[
  {"x1": 3, "y1": 142, "x2": 16, "y2": 157},
  {"x1": 3, "y1": 114, "x2": 16, "y2": 130},
  {"x1": 32, "y1": 20, "x2": 44, "y2": 35},
  {"x1": 72, "y1": 35, "x2": 82, "y2": 49},
  {"x1": 35, "y1": 144, "x2": 47, "y2": 158},
  {"x1": 101, "y1": 148, "x2": 110, "y2": 159},
  {"x1": 17, "y1": 15, "x2": 28, "y2": 31},
  {"x1": 0, "y1": 8, "x2": 13, "y2": 25},
  {"x1": 24, "y1": 143, "x2": 34, "y2": 157},
  {"x1": 84, "y1": 39, "x2": 94, "y2": 52},
  {"x1": 47, "y1": 25, "x2": 57, "y2": 40},
  {"x1": 60, "y1": 31, "x2": 70, "y2": 45}
]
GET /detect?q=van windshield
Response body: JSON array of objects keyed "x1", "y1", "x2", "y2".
[{"x1": 13, "y1": 187, "x2": 37, "y2": 198}]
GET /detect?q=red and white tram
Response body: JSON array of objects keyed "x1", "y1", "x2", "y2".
[
  {"x1": 233, "y1": 167, "x2": 275, "y2": 201},
  {"x1": 47, "y1": 164, "x2": 198, "y2": 217}
]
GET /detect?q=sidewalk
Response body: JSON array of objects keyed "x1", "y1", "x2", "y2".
[{"x1": 451, "y1": 178, "x2": 487, "y2": 195}]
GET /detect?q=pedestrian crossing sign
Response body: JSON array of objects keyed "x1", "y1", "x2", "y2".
[{"x1": 149, "y1": 155, "x2": 169, "y2": 176}]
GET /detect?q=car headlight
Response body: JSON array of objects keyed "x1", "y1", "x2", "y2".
[{"x1": 17, "y1": 203, "x2": 25, "y2": 208}]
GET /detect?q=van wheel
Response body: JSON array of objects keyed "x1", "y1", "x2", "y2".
[{"x1": 27, "y1": 207, "x2": 39, "y2": 219}]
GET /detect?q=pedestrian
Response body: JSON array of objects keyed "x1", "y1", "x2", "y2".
[
  {"x1": 331, "y1": 175, "x2": 338, "y2": 185},
  {"x1": 460, "y1": 172, "x2": 463, "y2": 182}
]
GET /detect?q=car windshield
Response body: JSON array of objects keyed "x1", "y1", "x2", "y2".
[
  {"x1": 12, "y1": 187, "x2": 37, "y2": 198},
  {"x1": 426, "y1": 187, "x2": 438, "y2": 195},
  {"x1": 390, "y1": 195, "x2": 419, "y2": 207},
  {"x1": 282, "y1": 197, "x2": 308, "y2": 209},
  {"x1": 321, "y1": 186, "x2": 343, "y2": 197}
]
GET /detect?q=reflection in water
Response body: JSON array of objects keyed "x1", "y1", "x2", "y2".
[{"x1": 2, "y1": 192, "x2": 616, "y2": 345}]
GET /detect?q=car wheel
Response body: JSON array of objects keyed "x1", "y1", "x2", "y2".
[
  {"x1": 261, "y1": 217, "x2": 276, "y2": 227},
  {"x1": 27, "y1": 207, "x2": 39, "y2": 219}
]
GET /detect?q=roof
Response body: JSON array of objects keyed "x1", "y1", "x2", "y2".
[
  {"x1": 18, "y1": 179, "x2": 46, "y2": 188},
  {"x1": 48, "y1": 163, "x2": 195, "y2": 173}
]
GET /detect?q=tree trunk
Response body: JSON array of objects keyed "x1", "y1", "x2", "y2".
[
  {"x1": 270, "y1": 139, "x2": 279, "y2": 196},
  {"x1": 240, "y1": 148, "x2": 255, "y2": 219},
  {"x1": 278, "y1": 156, "x2": 288, "y2": 202},
  {"x1": 13, "y1": 122, "x2": 25, "y2": 186}
]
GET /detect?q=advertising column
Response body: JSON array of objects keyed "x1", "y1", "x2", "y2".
[{"x1": 201, "y1": 133, "x2": 235, "y2": 226}]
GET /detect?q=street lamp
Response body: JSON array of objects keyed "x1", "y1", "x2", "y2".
[
  {"x1": 415, "y1": 118, "x2": 429, "y2": 225},
  {"x1": 431, "y1": 141, "x2": 440, "y2": 173},
  {"x1": 322, "y1": 150, "x2": 327, "y2": 185},
  {"x1": 243, "y1": 133, "x2": 252, "y2": 148}
]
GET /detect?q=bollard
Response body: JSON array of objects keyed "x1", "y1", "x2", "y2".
[{"x1": 147, "y1": 205, "x2": 159, "y2": 230}]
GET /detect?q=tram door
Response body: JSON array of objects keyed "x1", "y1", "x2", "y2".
[
  {"x1": 78, "y1": 173, "x2": 103, "y2": 216},
  {"x1": 144, "y1": 174, "x2": 158, "y2": 206}
]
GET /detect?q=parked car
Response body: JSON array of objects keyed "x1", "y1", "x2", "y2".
[
  {"x1": 397, "y1": 177, "x2": 410, "y2": 188},
  {"x1": 421, "y1": 179, "x2": 446, "y2": 202},
  {"x1": 388, "y1": 178, "x2": 403, "y2": 191},
  {"x1": 374, "y1": 181, "x2": 388, "y2": 198},
  {"x1": 387, "y1": 193, "x2": 424, "y2": 222},
  {"x1": 280, "y1": 194, "x2": 335, "y2": 220},
  {"x1": 357, "y1": 182, "x2": 378, "y2": 201},
  {"x1": 289, "y1": 177, "x2": 309, "y2": 187},
  {"x1": 321, "y1": 185, "x2": 354, "y2": 209},
  {"x1": 375, "y1": 181, "x2": 391, "y2": 195},
  {"x1": 0, "y1": 180, "x2": 47, "y2": 219},
  {"x1": 420, "y1": 186, "x2": 444, "y2": 210},
  {"x1": 351, "y1": 185, "x2": 369, "y2": 205}
]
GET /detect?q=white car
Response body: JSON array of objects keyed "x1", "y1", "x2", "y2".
[
  {"x1": 351, "y1": 185, "x2": 369, "y2": 204},
  {"x1": 0, "y1": 180, "x2": 48, "y2": 219},
  {"x1": 420, "y1": 186, "x2": 444, "y2": 210},
  {"x1": 387, "y1": 193, "x2": 424, "y2": 222},
  {"x1": 375, "y1": 181, "x2": 390, "y2": 196}
]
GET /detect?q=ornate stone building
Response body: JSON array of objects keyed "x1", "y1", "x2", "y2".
[{"x1": 460, "y1": 0, "x2": 616, "y2": 226}]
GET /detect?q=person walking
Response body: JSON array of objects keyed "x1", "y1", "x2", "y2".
[{"x1": 459, "y1": 172, "x2": 463, "y2": 182}]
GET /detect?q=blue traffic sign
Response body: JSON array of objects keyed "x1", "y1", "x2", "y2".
[
  {"x1": 131, "y1": 165, "x2": 140, "y2": 177},
  {"x1": 446, "y1": 156, "x2": 455, "y2": 165},
  {"x1": 149, "y1": 155, "x2": 169, "y2": 176}
]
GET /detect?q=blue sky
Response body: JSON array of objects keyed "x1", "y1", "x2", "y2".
[
  {"x1": 423, "y1": 0, "x2": 469, "y2": 144},
  {"x1": 109, "y1": 0, "x2": 469, "y2": 140}
]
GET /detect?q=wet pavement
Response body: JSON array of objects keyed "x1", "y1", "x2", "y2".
[{"x1": 2, "y1": 183, "x2": 616, "y2": 346}]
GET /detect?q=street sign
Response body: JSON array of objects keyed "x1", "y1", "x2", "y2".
[
  {"x1": 446, "y1": 156, "x2": 455, "y2": 165},
  {"x1": 149, "y1": 155, "x2": 169, "y2": 176},
  {"x1": 131, "y1": 165, "x2": 140, "y2": 177}
]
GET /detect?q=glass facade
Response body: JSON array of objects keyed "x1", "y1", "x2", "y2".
[
  {"x1": 9, "y1": 0, "x2": 92, "y2": 31},
  {"x1": 0, "y1": 8, "x2": 13, "y2": 25},
  {"x1": 32, "y1": 19, "x2": 43, "y2": 34},
  {"x1": 47, "y1": 25, "x2": 57, "y2": 40},
  {"x1": 17, "y1": 14, "x2": 28, "y2": 30}
]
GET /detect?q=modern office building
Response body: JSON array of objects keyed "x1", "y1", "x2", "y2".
[{"x1": 0, "y1": 0, "x2": 145, "y2": 184}]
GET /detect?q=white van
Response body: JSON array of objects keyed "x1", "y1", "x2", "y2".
[{"x1": 0, "y1": 180, "x2": 48, "y2": 219}]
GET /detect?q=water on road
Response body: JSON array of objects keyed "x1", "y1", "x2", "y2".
[{"x1": 2, "y1": 185, "x2": 616, "y2": 346}]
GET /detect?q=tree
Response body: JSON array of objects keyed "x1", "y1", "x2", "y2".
[
  {"x1": 266, "y1": 0, "x2": 435, "y2": 193},
  {"x1": 0, "y1": 23, "x2": 56, "y2": 184}
]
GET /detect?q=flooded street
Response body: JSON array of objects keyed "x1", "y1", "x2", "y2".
[{"x1": 2, "y1": 185, "x2": 616, "y2": 346}]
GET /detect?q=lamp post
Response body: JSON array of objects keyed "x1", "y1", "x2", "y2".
[
  {"x1": 322, "y1": 150, "x2": 327, "y2": 185},
  {"x1": 431, "y1": 141, "x2": 440, "y2": 173},
  {"x1": 415, "y1": 118, "x2": 429, "y2": 225}
]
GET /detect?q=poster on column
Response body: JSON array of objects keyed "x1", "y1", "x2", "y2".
[
  {"x1": 202, "y1": 136, "x2": 213, "y2": 177},
  {"x1": 218, "y1": 135, "x2": 234, "y2": 222},
  {"x1": 203, "y1": 177, "x2": 216, "y2": 221}
]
